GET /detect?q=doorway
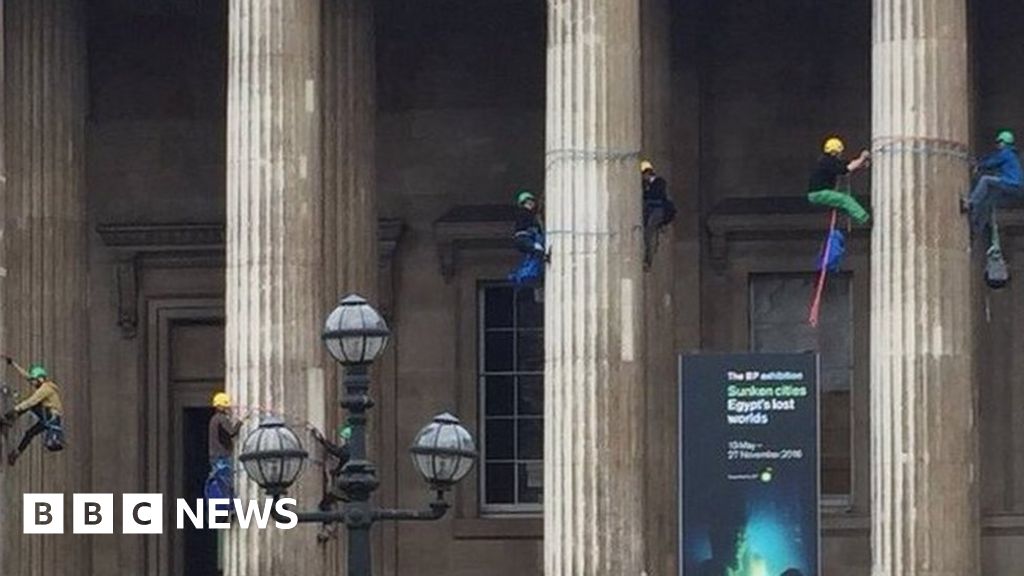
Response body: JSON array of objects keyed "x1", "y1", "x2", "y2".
[
  {"x1": 169, "y1": 318, "x2": 225, "y2": 576},
  {"x1": 145, "y1": 300, "x2": 225, "y2": 576}
]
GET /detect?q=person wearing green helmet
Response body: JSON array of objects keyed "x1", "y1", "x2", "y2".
[
  {"x1": 311, "y1": 423, "x2": 353, "y2": 542},
  {"x1": 2, "y1": 356, "x2": 65, "y2": 465},
  {"x1": 965, "y1": 130, "x2": 1023, "y2": 237},
  {"x1": 513, "y1": 190, "x2": 544, "y2": 253},
  {"x1": 509, "y1": 189, "x2": 546, "y2": 287}
]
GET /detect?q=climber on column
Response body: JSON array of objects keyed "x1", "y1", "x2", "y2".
[
  {"x1": 963, "y1": 130, "x2": 1023, "y2": 237},
  {"x1": 206, "y1": 392, "x2": 243, "y2": 502},
  {"x1": 508, "y1": 189, "x2": 547, "y2": 288},
  {"x1": 311, "y1": 424, "x2": 352, "y2": 543},
  {"x1": 2, "y1": 357, "x2": 65, "y2": 466},
  {"x1": 807, "y1": 136, "x2": 872, "y2": 224},
  {"x1": 640, "y1": 160, "x2": 676, "y2": 268}
]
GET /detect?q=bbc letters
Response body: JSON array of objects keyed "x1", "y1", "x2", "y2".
[{"x1": 23, "y1": 494, "x2": 298, "y2": 534}]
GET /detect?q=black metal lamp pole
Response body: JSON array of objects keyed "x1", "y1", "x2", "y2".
[
  {"x1": 281, "y1": 365, "x2": 448, "y2": 576},
  {"x1": 245, "y1": 295, "x2": 475, "y2": 576}
]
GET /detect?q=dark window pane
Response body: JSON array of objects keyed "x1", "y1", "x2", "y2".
[
  {"x1": 485, "y1": 287, "x2": 514, "y2": 328},
  {"x1": 518, "y1": 375, "x2": 543, "y2": 415},
  {"x1": 516, "y1": 330, "x2": 543, "y2": 372},
  {"x1": 516, "y1": 287, "x2": 543, "y2": 328},
  {"x1": 517, "y1": 418, "x2": 543, "y2": 460},
  {"x1": 485, "y1": 376, "x2": 515, "y2": 416},
  {"x1": 485, "y1": 418, "x2": 514, "y2": 460},
  {"x1": 485, "y1": 332, "x2": 514, "y2": 372},
  {"x1": 518, "y1": 462, "x2": 544, "y2": 504},
  {"x1": 485, "y1": 463, "x2": 515, "y2": 504}
]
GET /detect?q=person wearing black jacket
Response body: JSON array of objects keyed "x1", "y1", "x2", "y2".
[
  {"x1": 513, "y1": 190, "x2": 545, "y2": 258},
  {"x1": 641, "y1": 160, "x2": 676, "y2": 268}
]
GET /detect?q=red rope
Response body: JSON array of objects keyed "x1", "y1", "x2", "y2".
[{"x1": 809, "y1": 210, "x2": 838, "y2": 328}]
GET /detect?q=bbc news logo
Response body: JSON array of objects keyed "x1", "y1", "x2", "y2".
[{"x1": 23, "y1": 494, "x2": 298, "y2": 534}]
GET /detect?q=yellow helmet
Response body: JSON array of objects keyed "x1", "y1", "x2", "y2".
[
  {"x1": 823, "y1": 137, "x2": 845, "y2": 155},
  {"x1": 640, "y1": 160, "x2": 654, "y2": 173},
  {"x1": 212, "y1": 392, "x2": 231, "y2": 409}
]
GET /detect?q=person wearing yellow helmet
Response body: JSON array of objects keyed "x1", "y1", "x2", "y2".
[
  {"x1": 964, "y1": 130, "x2": 1023, "y2": 238},
  {"x1": 640, "y1": 160, "x2": 676, "y2": 268},
  {"x1": 3, "y1": 356, "x2": 65, "y2": 465},
  {"x1": 209, "y1": 391, "x2": 242, "y2": 464},
  {"x1": 206, "y1": 391, "x2": 243, "y2": 501},
  {"x1": 807, "y1": 136, "x2": 872, "y2": 224}
]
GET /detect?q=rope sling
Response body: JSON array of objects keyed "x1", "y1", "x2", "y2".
[{"x1": 985, "y1": 206, "x2": 1010, "y2": 289}]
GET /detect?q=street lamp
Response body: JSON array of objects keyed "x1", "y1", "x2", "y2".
[
  {"x1": 410, "y1": 412, "x2": 477, "y2": 490},
  {"x1": 237, "y1": 416, "x2": 307, "y2": 497},
  {"x1": 239, "y1": 294, "x2": 477, "y2": 576}
]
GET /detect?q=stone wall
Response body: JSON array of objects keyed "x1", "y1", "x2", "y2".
[{"x1": 70, "y1": 0, "x2": 1024, "y2": 575}]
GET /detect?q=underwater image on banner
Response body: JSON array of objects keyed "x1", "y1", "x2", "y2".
[{"x1": 679, "y1": 353, "x2": 819, "y2": 576}]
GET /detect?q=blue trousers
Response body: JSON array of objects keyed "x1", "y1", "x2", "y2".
[
  {"x1": 969, "y1": 175, "x2": 1023, "y2": 233},
  {"x1": 205, "y1": 457, "x2": 235, "y2": 501}
]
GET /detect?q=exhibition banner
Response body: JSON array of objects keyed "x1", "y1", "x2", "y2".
[{"x1": 680, "y1": 353, "x2": 819, "y2": 576}]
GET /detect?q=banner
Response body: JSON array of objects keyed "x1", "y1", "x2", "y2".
[{"x1": 679, "y1": 353, "x2": 819, "y2": 576}]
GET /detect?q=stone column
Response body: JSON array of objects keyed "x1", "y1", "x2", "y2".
[
  {"x1": 871, "y1": 0, "x2": 978, "y2": 574},
  {"x1": 225, "y1": 1, "x2": 323, "y2": 575},
  {"x1": 544, "y1": 0, "x2": 645, "y2": 574},
  {"x1": 3, "y1": 2, "x2": 89, "y2": 576},
  {"x1": 320, "y1": 1, "x2": 377, "y2": 572}
]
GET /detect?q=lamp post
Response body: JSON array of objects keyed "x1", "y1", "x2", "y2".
[{"x1": 239, "y1": 294, "x2": 477, "y2": 576}]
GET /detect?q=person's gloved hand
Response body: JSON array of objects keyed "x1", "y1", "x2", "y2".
[
  {"x1": 4, "y1": 356, "x2": 11, "y2": 365},
  {"x1": 2, "y1": 409, "x2": 16, "y2": 423}
]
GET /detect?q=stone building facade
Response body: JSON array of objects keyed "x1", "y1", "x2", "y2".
[{"x1": 0, "y1": 0, "x2": 1019, "y2": 575}]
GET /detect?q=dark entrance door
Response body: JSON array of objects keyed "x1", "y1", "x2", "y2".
[{"x1": 182, "y1": 406, "x2": 219, "y2": 576}]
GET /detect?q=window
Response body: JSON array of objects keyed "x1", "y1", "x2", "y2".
[
  {"x1": 478, "y1": 283, "x2": 544, "y2": 513},
  {"x1": 749, "y1": 273, "x2": 853, "y2": 496}
]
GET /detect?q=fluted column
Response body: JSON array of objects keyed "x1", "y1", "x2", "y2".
[
  {"x1": 323, "y1": 0, "x2": 376, "y2": 302},
  {"x1": 544, "y1": 0, "x2": 645, "y2": 574},
  {"x1": 2, "y1": 2, "x2": 89, "y2": 576},
  {"x1": 321, "y1": 1, "x2": 377, "y2": 572},
  {"x1": 225, "y1": 1, "x2": 323, "y2": 575},
  {"x1": 871, "y1": 0, "x2": 977, "y2": 574}
]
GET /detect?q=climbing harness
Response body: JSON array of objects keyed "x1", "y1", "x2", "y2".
[{"x1": 41, "y1": 411, "x2": 64, "y2": 452}]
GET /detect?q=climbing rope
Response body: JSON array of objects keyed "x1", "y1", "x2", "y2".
[
  {"x1": 808, "y1": 210, "x2": 838, "y2": 328},
  {"x1": 872, "y1": 135, "x2": 972, "y2": 163},
  {"x1": 544, "y1": 147, "x2": 641, "y2": 171}
]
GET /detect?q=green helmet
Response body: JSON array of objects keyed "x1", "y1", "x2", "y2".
[
  {"x1": 338, "y1": 425, "x2": 352, "y2": 441},
  {"x1": 997, "y1": 130, "x2": 1015, "y2": 145},
  {"x1": 516, "y1": 190, "x2": 536, "y2": 206},
  {"x1": 27, "y1": 364, "x2": 47, "y2": 380}
]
